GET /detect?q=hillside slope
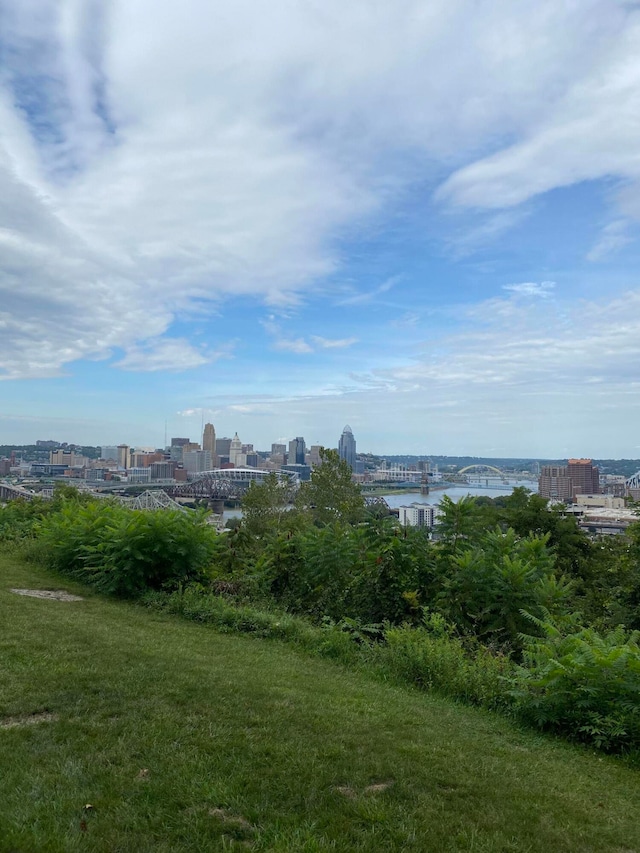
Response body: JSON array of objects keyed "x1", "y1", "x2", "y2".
[{"x1": 1, "y1": 554, "x2": 639, "y2": 853}]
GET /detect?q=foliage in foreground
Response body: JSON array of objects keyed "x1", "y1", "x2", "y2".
[
  {"x1": 4, "y1": 553, "x2": 640, "y2": 853},
  {"x1": 510, "y1": 616, "x2": 640, "y2": 752},
  {"x1": 34, "y1": 502, "x2": 216, "y2": 596},
  {"x1": 3, "y1": 472, "x2": 640, "y2": 755}
]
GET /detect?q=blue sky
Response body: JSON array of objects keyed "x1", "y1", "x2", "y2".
[{"x1": 1, "y1": 0, "x2": 640, "y2": 457}]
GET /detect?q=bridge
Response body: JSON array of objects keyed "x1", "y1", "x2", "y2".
[
  {"x1": 167, "y1": 469, "x2": 298, "y2": 513},
  {"x1": 0, "y1": 483, "x2": 39, "y2": 502},
  {"x1": 457, "y1": 464, "x2": 506, "y2": 478},
  {"x1": 364, "y1": 495, "x2": 390, "y2": 510},
  {"x1": 626, "y1": 470, "x2": 640, "y2": 490}
]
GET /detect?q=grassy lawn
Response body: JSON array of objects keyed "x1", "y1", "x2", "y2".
[{"x1": 1, "y1": 553, "x2": 639, "y2": 852}]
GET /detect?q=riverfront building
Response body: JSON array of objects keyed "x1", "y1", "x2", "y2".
[{"x1": 538, "y1": 458, "x2": 600, "y2": 501}]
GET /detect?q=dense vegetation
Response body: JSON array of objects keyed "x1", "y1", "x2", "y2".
[
  {"x1": 2, "y1": 454, "x2": 640, "y2": 756},
  {"x1": 4, "y1": 554, "x2": 640, "y2": 852}
]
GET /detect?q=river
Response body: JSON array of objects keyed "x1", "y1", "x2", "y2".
[
  {"x1": 380, "y1": 481, "x2": 537, "y2": 508},
  {"x1": 223, "y1": 480, "x2": 537, "y2": 521}
]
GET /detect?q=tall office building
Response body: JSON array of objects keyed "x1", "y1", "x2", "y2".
[
  {"x1": 539, "y1": 458, "x2": 600, "y2": 501},
  {"x1": 229, "y1": 433, "x2": 243, "y2": 467},
  {"x1": 567, "y1": 458, "x2": 600, "y2": 496},
  {"x1": 288, "y1": 436, "x2": 306, "y2": 465},
  {"x1": 202, "y1": 423, "x2": 216, "y2": 454},
  {"x1": 216, "y1": 437, "x2": 232, "y2": 456},
  {"x1": 117, "y1": 444, "x2": 130, "y2": 470},
  {"x1": 309, "y1": 445, "x2": 323, "y2": 467},
  {"x1": 538, "y1": 465, "x2": 573, "y2": 501},
  {"x1": 183, "y1": 449, "x2": 212, "y2": 474},
  {"x1": 202, "y1": 422, "x2": 217, "y2": 467},
  {"x1": 338, "y1": 425, "x2": 357, "y2": 470}
]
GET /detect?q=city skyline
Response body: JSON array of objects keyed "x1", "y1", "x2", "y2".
[{"x1": 2, "y1": 3, "x2": 640, "y2": 456}]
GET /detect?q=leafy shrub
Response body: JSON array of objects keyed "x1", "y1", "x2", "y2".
[
  {"x1": 434, "y1": 527, "x2": 571, "y2": 650},
  {"x1": 510, "y1": 616, "x2": 640, "y2": 752},
  {"x1": 377, "y1": 614, "x2": 513, "y2": 709},
  {"x1": 36, "y1": 502, "x2": 216, "y2": 596}
]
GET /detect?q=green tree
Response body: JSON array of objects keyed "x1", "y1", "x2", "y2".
[
  {"x1": 295, "y1": 448, "x2": 365, "y2": 526},
  {"x1": 241, "y1": 472, "x2": 293, "y2": 537}
]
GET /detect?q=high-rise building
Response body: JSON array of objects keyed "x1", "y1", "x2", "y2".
[
  {"x1": 309, "y1": 445, "x2": 323, "y2": 467},
  {"x1": 216, "y1": 437, "x2": 232, "y2": 457},
  {"x1": 539, "y1": 458, "x2": 600, "y2": 501},
  {"x1": 567, "y1": 459, "x2": 600, "y2": 496},
  {"x1": 183, "y1": 449, "x2": 212, "y2": 474},
  {"x1": 538, "y1": 465, "x2": 573, "y2": 501},
  {"x1": 117, "y1": 444, "x2": 130, "y2": 470},
  {"x1": 203, "y1": 423, "x2": 216, "y2": 455},
  {"x1": 229, "y1": 433, "x2": 243, "y2": 467},
  {"x1": 338, "y1": 425, "x2": 356, "y2": 470},
  {"x1": 288, "y1": 436, "x2": 306, "y2": 465},
  {"x1": 203, "y1": 423, "x2": 217, "y2": 467},
  {"x1": 271, "y1": 443, "x2": 286, "y2": 456},
  {"x1": 100, "y1": 446, "x2": 119, "y2": 462}
]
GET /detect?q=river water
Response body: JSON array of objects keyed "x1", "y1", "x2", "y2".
[
  {"x1": 223, "y1": 480, "x2": 537, "y2": 521},
  {"x1": 381, "y1": 481, "x2": 537, "y2": 508}
]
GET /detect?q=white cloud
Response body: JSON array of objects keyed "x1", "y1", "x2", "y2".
[
  {"x1": 502, "y1": 281, "x2": 555, "y2": 298},
  {"x1": 273, "y1": 338, "x2": 314, "y2": 354},
  {"x1": 311, "y1": 336, "x2": 358, "y2": 349},
  {"x1": 0, "y1": 0, "x2": 639, "y2": 381},
  {"x1": 587, "y1": 220, "x2": 634, "y2": 262},
  {"x1": 436, "y1": 12, "x2": 640, "y2": 213},
  {"x1": 114, "y1": 338, "x2": 223, "y2": 372},
  {"x1": 335, "y1": 276, "x2": 400, "y2": 306}
]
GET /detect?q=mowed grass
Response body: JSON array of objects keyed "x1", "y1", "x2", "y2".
[{"x1": 1, "y1": 554, "x2": 639, "y2": 853}]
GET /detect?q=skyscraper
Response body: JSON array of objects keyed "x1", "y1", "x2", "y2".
[
  {"x1": 202, "y1": 423, "x2": 216, "y2": 454},
  {"x1": 539, "y1": 458, "x2": 600, "y2": 501},
  {"x1": 229, "y1": 432, "x2": 243, "y2": 467},
  {"x1": 338, "y1": 425, "x2": 356, "y2": 470},
  {"x1": 202, "y1": 422, "x2": 217, "y2": 466},
  {"x1": 288, "y1": 436, "x2": 306, "y2": 465}
]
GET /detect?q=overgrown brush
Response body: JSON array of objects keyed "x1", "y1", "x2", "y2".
[
  {"x1": 377, "y1": 613, "x2": 514, "y2": 709},
  {"x1": 35, "y1": 502, "x2": 216, "y2": 596},
  {"x1": 509, "y1": 615, "x2": 640, "y2": 752}
]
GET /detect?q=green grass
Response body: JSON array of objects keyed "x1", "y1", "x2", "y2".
[{"x1": 1, "y1": 554, "x2": 639, "y2": 852}]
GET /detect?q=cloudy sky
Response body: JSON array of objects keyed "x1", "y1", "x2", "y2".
[{"x1": 2, "y1": 0, "x2": 640, "y2": 456}]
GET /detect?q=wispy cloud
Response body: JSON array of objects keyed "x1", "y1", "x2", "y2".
[
  {"x1": 587, "y1": 220, "x2": 634, "y2": 262},
  {"x1": 502, "y1": 281, "x2": 556, "y2": 298},
  {"x1": 311, "y1": 335, "x2": 358, "y2": 349},
  {"x1": 115, "y1": 339, "x2": 226, "y2": 372},
  {"x1": 335, "y1": 276, "x2": 400, "y2": 306}
]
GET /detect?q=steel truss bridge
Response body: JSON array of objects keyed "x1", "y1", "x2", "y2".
[
  {"x1": 0, "y1": 482, "x2": 189, "y2": 513},
  {"x1": 169, "y1": 469, "x2": 296, "y2": 502},
  {"x1": 626, "y1": 471, "x2": 640, "y2": 492}
]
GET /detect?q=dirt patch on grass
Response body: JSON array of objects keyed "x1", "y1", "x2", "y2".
[
  {"x1": 208, "y1": 808, "x2": 255, "y2": 834},
  {"x1": 10, "y1": 588, "x2": 83, "y2": 601},
  {"x1": 0, "y1": 711, "x2": 58, "y2": 729},
  {"x1": 334, "y1": 781, "x2": 394, "y2": 799},
  {"x1": 364, "y1": 781, "x2": 394, "y2": 794}
]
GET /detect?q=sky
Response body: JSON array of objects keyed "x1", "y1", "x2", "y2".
[{"x1": 1, "y1": 0, "x2": 640, "y2": 457}]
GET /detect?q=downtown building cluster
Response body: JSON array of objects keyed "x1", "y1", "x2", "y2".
[{"x1": 5, "y1": 425, "x2": 361, "y2": 486}]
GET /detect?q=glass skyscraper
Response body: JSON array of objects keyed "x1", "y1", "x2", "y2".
[{"x1": 338, "y1": 425, "x2": 356, "y2": 470}]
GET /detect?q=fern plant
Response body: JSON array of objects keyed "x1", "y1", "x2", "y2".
[{"x1": 510, "y1": 612, "x2": 640, "y2": 751}]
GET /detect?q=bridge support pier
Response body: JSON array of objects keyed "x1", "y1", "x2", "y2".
[{"x1": 209, "y1": 498, "x2": 225, "y2": 515}]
